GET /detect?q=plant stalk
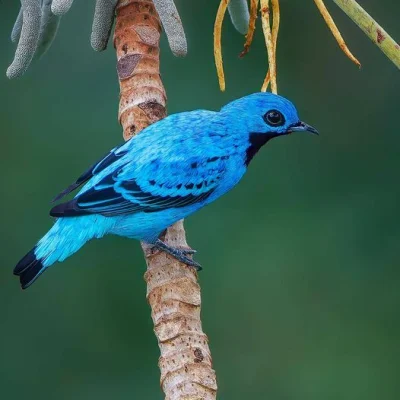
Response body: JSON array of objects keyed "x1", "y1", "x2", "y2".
[{"x1": 114, "y1": 1, "x2": 217, "y2": 398}]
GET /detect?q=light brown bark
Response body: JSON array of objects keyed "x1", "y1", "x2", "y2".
[{"x1": 114, "y1": 1, "x2": 217, "y2": 398}]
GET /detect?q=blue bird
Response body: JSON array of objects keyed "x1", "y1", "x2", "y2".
[{"x1": 14, "y1": 92, "x2": 318, "y2": 289}]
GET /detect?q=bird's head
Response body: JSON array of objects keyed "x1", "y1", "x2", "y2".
[{"x1": 221, "y1": 92, "x2": 318, "y2": 137}]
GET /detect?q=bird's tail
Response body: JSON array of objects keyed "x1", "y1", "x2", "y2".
[
  {"x1": 14, "y1": 248, "x2": 45, "y2": 290},
  {"x1": 14, "y1": 215, "x2": 110, "y2": 289}
]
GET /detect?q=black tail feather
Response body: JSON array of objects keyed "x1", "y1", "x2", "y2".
[{"x1": 14, "y1": 248, "x2": 45, "y2": 289}]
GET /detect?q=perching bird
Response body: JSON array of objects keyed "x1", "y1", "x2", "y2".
[{"x1": 14, "y1": 92, "x2": 318, "y2": 289}]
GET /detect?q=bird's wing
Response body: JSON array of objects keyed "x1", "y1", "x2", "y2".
[
  {"x1": 50, "y1": 152, "x2": 228, "y2": 218},
  {"x1": 51, "y1": 144, "x2": 128, "y2": 203}
]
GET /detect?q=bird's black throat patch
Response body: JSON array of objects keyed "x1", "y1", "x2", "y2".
[{"x1": 245, "y1": 132, "x2": 278, "y2": 166}]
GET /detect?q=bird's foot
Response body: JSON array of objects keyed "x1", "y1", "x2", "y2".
[{"x1": 153, "y1": 239, "x2": 202, "y2": 271}]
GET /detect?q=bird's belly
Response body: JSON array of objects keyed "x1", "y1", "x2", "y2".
[{"x1": 109, "y1": 207, "x2": 197, "y2": 242}]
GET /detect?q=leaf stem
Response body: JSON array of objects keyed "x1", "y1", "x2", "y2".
[
  {"x1": 214, "y1": 0, "x2": 230, "y2": 91},
  {"x1": 314, "y1": 0, "x2": 361, "y2": 67},
  {"x1": 260, "y1": 0, "x2": 277, "y2": 93}
]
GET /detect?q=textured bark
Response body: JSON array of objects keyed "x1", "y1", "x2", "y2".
[{"x1": 114, "y1": 1, "x2": 217, "y2": 399}]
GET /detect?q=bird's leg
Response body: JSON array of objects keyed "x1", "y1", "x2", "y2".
[{"x1": 152, "y1": 239, "x2": 202, "y2": 271}]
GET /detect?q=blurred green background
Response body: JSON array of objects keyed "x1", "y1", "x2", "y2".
[{"x1": 1, "y1": 1, "x2": 399, "y2": 399}]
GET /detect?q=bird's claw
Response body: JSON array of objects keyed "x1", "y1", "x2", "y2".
[
  {"x1": 152, "y1": 239, "x2": 202, "y2": 271},
  {"x1": 180, "y1": 248, "x2": 197, "y2": 255},
  {"x1": 179, "y1": 256, "x2": 202, "y2": 271}
]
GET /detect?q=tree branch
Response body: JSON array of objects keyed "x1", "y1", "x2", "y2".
[
  {"x1": 332, "y1": 0, "x2": 400, "y2": 69},
  {"x1": 114, "y1": 1, "x2": 217, "y2": 398}
]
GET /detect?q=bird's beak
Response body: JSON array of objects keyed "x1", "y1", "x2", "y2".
[{"x1": 288, "y1": 121, "x2": 319, "y2": 135}]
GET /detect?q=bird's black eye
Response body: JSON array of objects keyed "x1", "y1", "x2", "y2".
[{"x1": 263, "y1": 109, "x2": 285, "y2": 127}]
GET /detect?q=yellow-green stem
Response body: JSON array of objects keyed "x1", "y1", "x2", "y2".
[{"x1": 332, "y1": 0, "x2": 400, "y2": 69}]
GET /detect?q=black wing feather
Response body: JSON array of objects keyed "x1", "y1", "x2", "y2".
[
  {"x1": 51, "y1": 147, "x2": 128, "y2": 203},
  {"x1": 50, "y1": 174, "x2": 215, "y2": 218}
]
